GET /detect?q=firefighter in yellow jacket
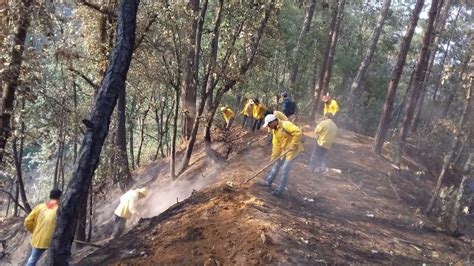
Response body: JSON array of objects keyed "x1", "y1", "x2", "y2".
[
  {"x1": 112, "y1": 188, "x2": 149, "y2": 238},
  {"x1": 220, "y1": 106, "x2": 234, "y2": 130},
  {"x1": 24, "y1": 188, "x2": 62, "y2": 266},
  {"x1": 309, "y1": 113, "x2": 338, "y2": 172},
  {"x1": 258, "y1": 114, "x2": 303, "y2": 196},
  {"x1": 240, "y1": 99, "x2": 254, "y2": 128},
  {"x1": 252, "y1": 98, "x2": 267, "y2": 131},
  {"x1": 321, "y1": 95, "x2": 340, "y2": 117}
]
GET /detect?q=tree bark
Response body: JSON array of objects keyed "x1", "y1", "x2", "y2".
[
  {"x1": 311, "y1": 2, "x2": 338, "y2": 118},
  {"x1": 448, "y1": 153, "x2": 472, "y2": 234},
  {"x1": 0, "y1": 0, "x2": 33, "y2": 164},
  {"x1": 181, "y1": 0, "x2": 200, "y2": 141},
  {"x1": 181, "y1": 0, "x2": 275, "y2": 173},
  {"x1": 398, "y1": 0, "x2": 440, "y2": 145},
  {"x1": 115, "y1": 87, "x2": 133, "y2": 189},
  {"x1": 288, "y1": 0, "x2": 316, "y2": 90},
  {"x1": 321, "y1": 0, "x2": 345, "y2": 95},
  {"x1": 12, "y1": 100, "x2": 31, "y2": 213},
  {"x1": 373, "y1": 0, "x2": 425, "y2": 155},
  {"x1": 347, "y1": 0, "x2": 391, "y2": 114},
  {"x1": 48, "y1": 0, "x2": 139, "y2": 263},
  {"x1": 425, "y1": 73, "x2": 472, "y2": 214},
  {"x1": 170, "y1": 92, "x2": 179, "y2": 179}
]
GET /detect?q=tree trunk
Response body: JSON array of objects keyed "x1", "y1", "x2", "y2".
[
  {"x1": 311, "y1": 2, "x2": 338, "y2": 118},
  {"x1": 321, "y1": 0, "x2": 345, "y2": 95},
  {"x1": 288, "y1": 0, "x2": 316, "y2": 90},
  {"x1": 181, "y1": 0, "x2": 275, "y2": 173},
  {"x1": 48, "y1": 0, "x2": 139, "y2": 263},
  {"x1": 443, "y1": 54, "x2": 469, "y2": 117},
  {"x1": 181, "y1": 0, "x2": 202, "y2": 141},
  {"x1": 170, "y1": 91, "x2": 179, "y2": 179},
  {"x1": 12, "y1": 101, "x2": 31, "y2": 213},
  {"x1": 373, "y1": 0, "x2": 424, "y2": 155},
  {"x1": 448, "y1": 153, "x2": 472, "y2": 234},
  {"x1": 411, "y1": 0, "x2": 454, "y2": 132},
  {"x1": 14, "y1": 182, "x2": 19, "y2": 216},
  {"x1": 0, "y1": 0, "x2": 33, "y2": 164},
  {"x1": 115, "y1": 87, "x2": 132, "y2": 189},
  {"x1": 347, "y1": 0, "x2": 391, "y2": 114},
  {"x1": 398, "y1": 0, "x2": 440, "y2": 145},
  {"x1": 425, "y1": 73, "x2": 472, "y2": 214},
  {"x1": 136, "y1": 107, "x2": 149, "y2": 167}
]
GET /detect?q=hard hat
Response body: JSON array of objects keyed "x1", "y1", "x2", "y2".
[
  {"x1": 220, "y1": 107, "x2": 226, "y2": 112},
  {"x1": 281, "y1": 91, "x2": 288, "y2": 98},
  {"x1": 321, "y1": 95, "x2": 330, "y2": 102},
  {"x1": 263, "y1": 114, "x2": 277, "y2": 128},
  {"x1": 138, "y1": 188, "x2": 149, "y2": 198}
]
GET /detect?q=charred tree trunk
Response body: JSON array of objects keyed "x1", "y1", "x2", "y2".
[
  {"x1": 448, "y1": 153, "x2": 473, "y2": 234},
  {"x1": 115, "y1": 87, "x2": 132, "y2": 189},
  {"x1": 398, "y1": 0, "x2": 440, "y2": 145},
  {"x1": 347, "y1": 0, "x2": 391, "y2": 114},
  {"x1": 170, "y1": 92, "x2": 179, "y2": 179},
  {"x1": 288, "y1": 0, "x2": 316, "y2": 90},
  {"x1": 373, "y1": 0, "x2": 424, "y2": 155},
  {"x1": 0, "y1": 0, "x2": 32, "y2": 164},
  {"x1": 48, "y1": 0, "x2": 139, "y2": 263}
]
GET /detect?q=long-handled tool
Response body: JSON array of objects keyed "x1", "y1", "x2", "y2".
[{"x1": 244, "y1": 150, "x2": 290, "y2": 184}]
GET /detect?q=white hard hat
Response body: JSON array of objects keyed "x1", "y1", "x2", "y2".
[{"x1": 263, "y1": 114, "x2": 277, "y2": 128}]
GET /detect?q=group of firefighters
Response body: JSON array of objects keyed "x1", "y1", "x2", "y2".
[{"x1": 22, "y1": 91, "x2": 340, "y2": 265}]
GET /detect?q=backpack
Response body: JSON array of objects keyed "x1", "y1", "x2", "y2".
[{"x1": 287, "y1": 101, "x2": 297, "y2": 116}]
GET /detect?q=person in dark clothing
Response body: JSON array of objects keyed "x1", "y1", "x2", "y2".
[{"x1": 280, "y1": 91, "x2": 292, "y2": 117}]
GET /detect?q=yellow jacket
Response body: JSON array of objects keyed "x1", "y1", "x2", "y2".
[
  {"x1": 240, "y1": 101, "x2": 254, "y2": 117},
  {"x1": 273, "y1": 111, "x2": 288, "y2": 121},
  {"x1": 114, "y1": 189, "x2": 142, "y2": 219},
  {"x1": 221, "y1": 107, "x2": 234, "y2": 123},
  {"x1": 271, "y1": 120, "x2": 304, "y2": 161},
  {"x1": 315, "y1": 118, "x2": 338, "y2": 149},
  {"x1": 323, "y1": 99, "x2": 340, "y2": 116},
  {"x1": 253, "y1": 103, "x2": 267, "y2": 120},
  {"x1": 24, "y1": 200, "x2": 59, "y2": 249}
]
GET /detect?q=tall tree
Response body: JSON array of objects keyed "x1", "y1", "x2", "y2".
[
  {"x1": 373, "y1": 0, "x2": 425, "y2": 155},
  {"x1": 425, "y1": 62, "x2": 472, "y2": 214},
  {"x1": 288, "y1": 0, "x2": 316, "y2": 90},
  {"x1": 311, "y1": 0, "x2": 345, "y2": 118},
  {"x1": 398, "y1": 0, "x2": 441, "y2": 144},
  {"x1": 181, "y1": 0, "x2": 200, "y2": 141},
  {"x1": 48, "y1": 0, "x2": 139, "y2": 263},
  {"x1": 347, "y1": 0, "x2": 391, "y2": 114},
  {"x1": 0, "y1": 0, "x2": 33, "y2": 164}
]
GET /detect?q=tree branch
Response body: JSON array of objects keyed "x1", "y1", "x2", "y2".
[
  {"x1": 77, "y1": 0, "x2": 113, "y2": 16},
  {"x1": 0, "y1": 188, "x2": 27, "y2": 213},
  {"x1": 68, "y1": 67, "x2": 100, "y2": 90}
]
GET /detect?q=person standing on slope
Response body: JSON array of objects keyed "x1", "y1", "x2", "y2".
[
  {"x1": 240, "y1": 98, "x2": 254, "y2": 129},
  {"x1": 112, "y1": 188, "x2": 149, "y2": 239},
  {"x1": 309, "y1": 113, "x2": 338, "y2": 172},
  {"x1": 280, "y1": 91, "x2": 296, "y2": 117},
  {"x1": 252, "y1": 98, "x2": 267, "y2": 131},
  {"x1": 24, "y1": 188, "x2": 62, "y2": 266},
  {"x1": 220, "y1": 106, "x2": 235, "y2": 130},
  {"x1": 258, "y1": 114, "x2": 303, "y2": 196},
  {"x1": 321, "y1": 94, "x2": 340, "y2": 118}
]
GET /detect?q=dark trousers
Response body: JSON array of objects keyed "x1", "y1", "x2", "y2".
[
  {"x1": 111, "y1": 215, "x2": 126, "y2": 239},
  {"x1": 252, "y1": 119, "x2": 263, "y2": 131},
  {"x1": 226, "y1": 117, "x2": 234, "y2": 130},
  {"x1": 309, "y1": 144, "x2": 328, "y2": 172}
]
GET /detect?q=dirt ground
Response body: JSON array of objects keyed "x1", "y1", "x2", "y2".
[{"x1": 75, "y1": 122, "x2": 473, "y2": 265}]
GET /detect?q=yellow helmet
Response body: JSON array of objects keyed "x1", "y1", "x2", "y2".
[{"x1": 220, "y1": 107, "x2": 226, "y2": 112}]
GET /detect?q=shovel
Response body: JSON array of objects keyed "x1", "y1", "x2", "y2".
[{"x1": 244, "y1": 150, "x2": 290, "y2": 184}]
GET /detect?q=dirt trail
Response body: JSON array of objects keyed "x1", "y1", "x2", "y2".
[{"x1": 77, "y1": 123, "x2": 473, "y2": 265}]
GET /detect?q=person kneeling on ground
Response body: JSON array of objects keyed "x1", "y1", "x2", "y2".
[
  {"x1": 258, "y1": 114, "x2": 303, "y2": 196},
  {"x1": 309, "y1": 113, "x2": 338, "y2": 173},
  {"x1": 220, "y1": 106, "x2": 235, "y2": 130},
  {"x1": 112, "y1": 188, "x2": 149, "y2": 239},
  {"x1": 24, "y1": 188, "x2": 62, "y2": 266}
]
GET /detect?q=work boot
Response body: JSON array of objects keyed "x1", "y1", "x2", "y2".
[
  {"x1": 271, "y1": 190, "x2": 282, "y2": 197},
  {"x1": 256, "y1": 180, "x2": 271, "y2": 188}
]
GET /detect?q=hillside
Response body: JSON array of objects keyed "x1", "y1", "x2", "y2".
[{"x1": 69, "y1": 121, "x2": 473, "y2": 265}]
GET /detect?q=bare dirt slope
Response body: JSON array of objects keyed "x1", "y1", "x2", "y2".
[{"x1": 77, "y1": 123, "x2": 473, "y2": 265}]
